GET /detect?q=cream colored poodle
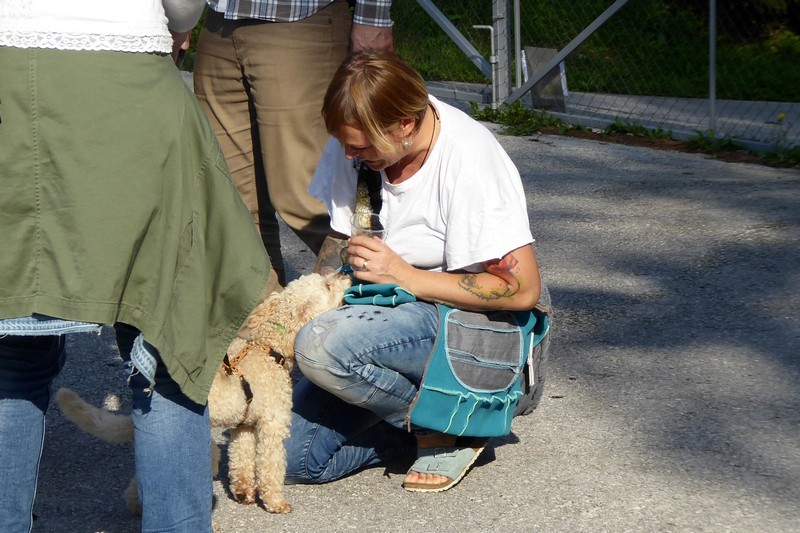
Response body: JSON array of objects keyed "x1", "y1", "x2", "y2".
[{"x1": 56, "y1": 271, "x2": 351, "y2": 515}]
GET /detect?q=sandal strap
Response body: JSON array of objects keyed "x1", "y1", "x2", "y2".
[
  {"x1": 406, "y1": 439, "x2": 488, "y2": 485},
  {"x1": 408, "y1": 446, "x2": 474, "y2": 478}
]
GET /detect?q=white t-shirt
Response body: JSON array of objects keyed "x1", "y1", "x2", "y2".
[
  {"x1": 309, "y1": 95, "x2": 534, "y2": 273},
  {"x1": 0, "y1": 0, "x2": 204, "y2": 53}
]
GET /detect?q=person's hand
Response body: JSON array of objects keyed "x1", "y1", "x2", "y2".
[
  {"x1": 347, "y1": 235, "x2": 411, "y2": 286},
  {"x1": 313, "y1": 233, "x2": 350, "y2": 274},
  {"x1": 169, "y1": 30, "x2": 192, "y2": 65},
  {"x1": 485, "y1": 255, "x2": 521, "y2": 295},
  {"x1": 350, "y1": 23, "x2": 393, "y2": 52},
  {"x1": 347, "y1": 235, "x2": 388, "y2": 278}
]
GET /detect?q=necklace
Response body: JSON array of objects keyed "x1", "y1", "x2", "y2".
[
  {"x1": 420, "y1": 103, "x2": 439, "y2": 168},
  {"x1": 387, "y1": 104, "x2": 439, "y2": 183}
]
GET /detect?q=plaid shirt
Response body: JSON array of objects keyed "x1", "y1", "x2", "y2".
[{"x1": 207, "y1": 0, "x2": 392, "y2": 27}]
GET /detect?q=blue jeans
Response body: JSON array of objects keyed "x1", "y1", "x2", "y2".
[
  {"x1": 0, "y1": 324, "x2": 212, "y2": 533},
  {"x1": 285, "y1": 302, "x2": 438, "y2": 484}
]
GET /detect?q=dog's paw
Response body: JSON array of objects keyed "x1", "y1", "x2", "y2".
[
  {"x1": 232, "y1": 488, "x2": 257, "y2": 505},
  {"x1": 265, "y1": 499, "x2": 293, "y2": 514}
]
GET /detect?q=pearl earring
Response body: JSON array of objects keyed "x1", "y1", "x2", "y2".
[{"x1": 401, "y1": 138, "x2": 413, "y2": 149}]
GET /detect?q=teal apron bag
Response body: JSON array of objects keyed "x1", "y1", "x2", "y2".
[
  {"x1": 344, "y1": 159, "x2": 551, "y2": 437},
  {"x1": 406, "y1": 305, "x2": 548, "y2": 437}
]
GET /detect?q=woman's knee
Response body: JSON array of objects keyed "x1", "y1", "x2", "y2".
[{"x1": 293, "y1": 320, "x2": 347, "y2": 385}]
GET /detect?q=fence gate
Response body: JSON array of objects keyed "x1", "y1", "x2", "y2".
[
  {"x1": 408, "y1": 0, "x2": 799, "y2": 151},
  {"x1": 416, "y1": 0, "x2": 628, "y2": 111}
]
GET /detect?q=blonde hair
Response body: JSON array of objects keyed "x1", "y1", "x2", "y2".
[{"x1": 322, "y1": 51, "x2": 430, "y2": 154}]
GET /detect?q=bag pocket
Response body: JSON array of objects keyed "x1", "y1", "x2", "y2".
[{"x1": 444, "y1": 310, "x2": 525, "y2": 393}]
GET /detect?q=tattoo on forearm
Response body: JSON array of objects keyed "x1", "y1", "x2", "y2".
[
  {"x1": 313, "y1": 236, "x2": 348, "y2": 274},
  {"x1": 459, "y1": 252, "x2": 522, "y2": 301},
  {"x1": 459, "y1": 274, "x2": 516, "y2": 300}
]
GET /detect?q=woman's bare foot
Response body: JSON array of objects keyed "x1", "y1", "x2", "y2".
[{"x1": 403, "y1": 433, "x2": 457, "y2": 487}]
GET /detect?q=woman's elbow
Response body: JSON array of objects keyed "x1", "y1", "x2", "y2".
[{"x1": 509, "y1": 283, "x2": 540, "y2": 311}]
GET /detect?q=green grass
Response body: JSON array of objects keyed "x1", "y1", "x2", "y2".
[
  {"x1": 759, "y1": 145, "x2": 800, "y2": 166},
  {"x1": 688, "y1": 130, "x2": 747, "y2": 152},
  {"x1": 471, "y1": 101, "x2": 585, "y2": 136},
  {"x1": 603, "y1": 119, "x2": 673, "y2": 140},
  {"x1": 470, "y1": 103, "x2": 798, "y2": 167},
  {"x1": 392, "y1": 0, "x2": 800, "y2": 102},
  {"x1": 393, "y1": 2, "x2": 492, "y2": 83}
]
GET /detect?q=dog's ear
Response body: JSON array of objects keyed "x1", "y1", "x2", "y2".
[
  {"x1": 246, "y1": 292, "x2": 294, "y2": 355},
  {"x1": 246, "y1": 293, "x2": 279, "y2": 332}
]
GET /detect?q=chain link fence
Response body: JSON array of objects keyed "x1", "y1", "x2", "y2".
[{"x1": 393, "y1": 0, "x2": 800, "y2": 150}]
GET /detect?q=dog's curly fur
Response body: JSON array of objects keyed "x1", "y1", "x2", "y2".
[{"x1": 56, "y1": 271, "x2": 351, "y2": 515}]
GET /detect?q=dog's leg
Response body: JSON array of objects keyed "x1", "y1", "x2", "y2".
[
  {"x1": 208, "y1": 368, "x2": 248, "y2": 428},
  {"x1": 212, "y1": 441, "x2": 221, "y2": 478},
  {"x1": 254, "y1": 413, "x2": 292, "y2": 513},
  {"x1": 123, "y1": 476, "x2": 142, "y2": 516},
  {"x1": 250, "y1": 365, "x2": 293, "y2": 514},
  {"x1": 227, "y1": 425, "x2": 258, "y2": 504}
]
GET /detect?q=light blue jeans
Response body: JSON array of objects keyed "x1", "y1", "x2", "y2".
[
  {"x1": 0, "y1": 320, "x2": 212, "y2": 533},
  {"x1": 285, "y1": 302, "x2": 439, "y2": 484}
]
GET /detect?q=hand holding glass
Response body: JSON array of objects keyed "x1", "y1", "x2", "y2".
[{"x1": 349, "y1": 213, "x2": 386, "y2": 271}]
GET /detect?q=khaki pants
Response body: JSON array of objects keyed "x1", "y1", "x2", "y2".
[{"x1": 194, "y1": 2, "x2": 351, "y2": 282}]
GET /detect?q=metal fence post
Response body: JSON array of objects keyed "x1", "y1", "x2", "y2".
[
  {"x1": 493, "y1": 0, "x2": 510, "y2": 106},
  {"x1": 514, "y1": 0, "x2": 522, "y2": 89},
  {"x1": 709, "y1": 0, "x2": 717, "y2": 134}
]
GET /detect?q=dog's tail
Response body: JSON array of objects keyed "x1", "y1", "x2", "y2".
[{"x1": 55, "y1": 387, "x2": 134, "y2": 444}]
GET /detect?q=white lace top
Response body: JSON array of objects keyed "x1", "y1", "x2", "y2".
[{"x1": 0, "y1": 0, "x2": 204, "y2": 53}]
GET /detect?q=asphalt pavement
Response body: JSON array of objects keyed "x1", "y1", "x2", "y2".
[{"x1": 33, "y1": 126, "x2": 800, "y2": 532}]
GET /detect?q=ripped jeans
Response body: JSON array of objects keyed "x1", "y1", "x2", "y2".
[
  {"x1": 0, "y1": 318, "x2": 212, "y2": 533},
  {"x1": 285, "y1": 302, "x2": 439, "y2": 484}
]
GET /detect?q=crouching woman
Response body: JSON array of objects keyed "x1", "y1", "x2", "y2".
[{"x1": 285, "y1": 50, "x2": 551, "y2": 492}]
